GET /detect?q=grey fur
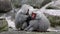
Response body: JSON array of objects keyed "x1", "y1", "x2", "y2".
[
  {"x1": 15, "y1": 4, "x2": 34, "y2": 30},
  {"x1": 24, "y1": 11, "x2": 50, "y2": 32},
  {"x1": 15, "y1": 4, "x2": 50, "y2": 32},
  {"x1": 15, "y1": 12, "x2": 28, "y2": 30}
]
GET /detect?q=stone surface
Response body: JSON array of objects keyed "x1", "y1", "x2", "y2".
[
  {"x1": 0, "y1": 0, "x2": 12, "y2": 13},
  {"x1": 12, "y1": 0, "x2": 52, "y2": 8},
  {"x1": 0, "y1": 31, "x2": 60, "y2": 34},
  {"x1": 48, "y1": 0, "x2": 60, "y2": 9},
  {"x1": 0, "y1": 17, "x2": 8, "y2": 32}
]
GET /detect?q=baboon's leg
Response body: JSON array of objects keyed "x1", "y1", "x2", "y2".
[
  {"x1": 24, "y1": 20, "x2": 38, "y2": 31},
  {"x1": 21, "y1": 22, "x2": 27, "y2": 30},
  {"x1": 27, "y1": 27, "x2": 34, "y2": 32},
  {"x1": 24, "y1": 24, "x2": 32, "y2": 31}
]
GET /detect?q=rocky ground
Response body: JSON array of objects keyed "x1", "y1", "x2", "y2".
[{"x1": 0, "y1": 31, "x2": 60, "y2": 34}]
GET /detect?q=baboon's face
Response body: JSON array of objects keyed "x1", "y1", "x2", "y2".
[{"x1": 31, "y1": 12, "x2": 36, "y2": 19}]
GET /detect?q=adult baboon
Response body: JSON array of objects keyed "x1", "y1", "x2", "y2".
[
  {"x1": 24, "y1": 11, "x2": 50, "y2": 32},
  {"x1": 15, "y1": 4, "x2": 34, "y2": 30}
]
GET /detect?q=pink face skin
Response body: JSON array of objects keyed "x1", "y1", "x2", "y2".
[{"x1": 31, "y1": 12, "x2": 36, "y2": 19}]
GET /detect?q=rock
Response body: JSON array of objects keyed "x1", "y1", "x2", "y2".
[
  {"x1": 0, "y1": 0, "x2": 12, "y2": 13},
  {"x1": 12, "y1": 0, "x2": 52, "y2": 8},
  {"x1": 0, "y1": 31, "x2": 60, "y2": 34},
  {"x1": 47, "y1": 0, "x2": 60, "y2": 9},
  {"x1": 0, "y1": 17, "x2": 8, "y2": 32},
  {"x1": 40, "y1": 0, "x2": 52, "y2": 7}
]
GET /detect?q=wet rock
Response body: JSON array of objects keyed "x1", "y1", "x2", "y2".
[{"x1": 0, "y1": 0, "x2": 12, "y2": 13}]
